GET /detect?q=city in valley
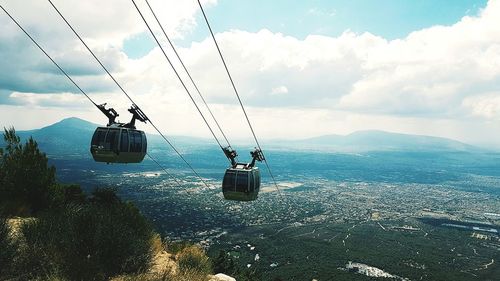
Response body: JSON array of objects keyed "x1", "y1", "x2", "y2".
[{"x1": 53, "y1": 144, "x2": 500, "y2": 281}]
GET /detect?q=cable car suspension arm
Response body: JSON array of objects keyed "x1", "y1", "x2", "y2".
[
  {"x1": 223, "y1": 146, "x2": 238, "y2": 168},
  {"x1": 125, "y1": 104, "x2": 149, "y2": 129},
  {"x1": 249, "y1": 148, "x2": 264, "y2": 168},
  {"x1": 97, "y1": 103, "x2": 119, "y2": 126}
]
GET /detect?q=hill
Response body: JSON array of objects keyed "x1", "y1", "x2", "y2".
[
  {"x1": 278, "y1": 130, "x2": 481, "y2": 152},
  {"x1": 13, "y1": 117, "x2": 99, "y2": 154},
  {"x1": 2, "y1": 117, "x2": 212, "y2": 156},
  {"x1": 2, "y1": 117, "x2": 483, "y2": 155}
]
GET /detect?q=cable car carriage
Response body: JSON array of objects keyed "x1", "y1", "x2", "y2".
[
  {"x1": 90, "y1": 103, "x2": 148, "y2": 164},
  {"x1": 222, "y1": 147, "x2": 264, "y2": 201}
]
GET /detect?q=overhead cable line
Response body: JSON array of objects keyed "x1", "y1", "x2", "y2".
[
  {"x1": 0, "y1": 5, "x2": 97, "y2": 109},
  {"x1": 130, "y1": 0, "x2": 230, "y2": 161},
  {"x1": 0, "y1": 4, "x2": 184, "y2": 190},
  {"x1": 196, "y1": 0, "x2": 283, "y2": 196},
  {"x1": 146, "y1": 152, "x2": 185, "y2": 189},
  {"x1": 144, "y1": 0, "x2": 232, "y2": 149},
  {"x1": 46, "y1": 0, "x2": 211, "y2": 189}
]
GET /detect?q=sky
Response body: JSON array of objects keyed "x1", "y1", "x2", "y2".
[{"x1": 0, "y1": 0, "x2": 499, "y2": 148}]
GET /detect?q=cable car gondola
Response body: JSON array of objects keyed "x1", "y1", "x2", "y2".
[
  {"x1": 222, "y1": 147, "x2": 264, "y2": 201},
  {"x1": 90, "y1": 103, "x2": 148, "y2": 164}
]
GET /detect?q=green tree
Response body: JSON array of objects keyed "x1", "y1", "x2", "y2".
[{"x1": 0, "y1": 127, "x2": 56, "y2": 215}]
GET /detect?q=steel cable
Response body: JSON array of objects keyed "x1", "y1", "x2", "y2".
[
  {"x1": 46, "y1": 0, "x2": 211, "y2": 188},
  {"x1": 130, "y1": 0, "x2": 228, "y2": 161},
  {"x1": 144, "y1": 0, "x2": 232, "y2": 149},
  {"x1": 0, "y1": 4, "x2": 186, "y2": 189},
  {"x1": 196, "y1": 0, "x2": 283, "y2": 197}
]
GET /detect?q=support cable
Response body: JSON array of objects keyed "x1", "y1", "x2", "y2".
[
  {"x1": 144, "y1": 0, "x2": 232, "y2": 149},
  {"x1": 0, "y1": 4, "x2": 187, "y2": 189},
  {"x1": 0, "y1": 5, "x2": 98, "y2": 109},
  {"x1": 46, "y1": 0, "x2": 211, "y2": 189},
  {"x1": 146, "y1": 152, "x2": 186, "y2": 189},
  {"x1": 197, "y1": 0, "x2": 282, "y2": 196},
  {"x1": 130, "y1": 0, "x2": 228, "y2": 160}
]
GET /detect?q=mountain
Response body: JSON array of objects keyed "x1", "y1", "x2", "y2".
[
  {"x1": 274, "y1": 130, "x2": 481, "y2": 152},
  {"x1": 13, "y1": 117, "x2": 98, "y2": 155},
  {"x1": 1, "y1": 118, "x2": 483, "y2": 155},
  {"x1": 1, "y1": 117, "x2": 213, "y2": 156}
]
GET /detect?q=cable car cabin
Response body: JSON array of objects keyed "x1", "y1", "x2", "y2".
[
  {"x1": 222, "y1": 164, "x2": 261, "y2": 201},
  {"x1": 90, "y1": 126, "x2": 147, "y2": 163}
]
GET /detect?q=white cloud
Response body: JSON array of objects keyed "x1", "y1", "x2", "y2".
[
  {"x1": 337, "y1": 1, "x2": 500, "y2": 115},
  {"x1": 271, "y1": 86, "x2": 288, "y2": 96},
  {"x1": 0, "y1": 0, "x2": 216, "y2": 94},
  {"x1": 1, "y1": 0, "x2": 500, "y2": 147},
  {"x1": 462, "y1": 92, "x2": 500, "y2": 119},
  {"x1": 8, "y1": 92, "x2": 89, "y2": 108}
]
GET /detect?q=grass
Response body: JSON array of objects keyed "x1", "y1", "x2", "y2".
[{"x1": 177, "y1": 245, "x2": 212, "y2": 275}]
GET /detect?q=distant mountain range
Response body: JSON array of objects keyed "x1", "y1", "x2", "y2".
[
  {"x1": 275, "y1": 130, "x2": 481, "y2": 152},
  {"x1": 1, "y1": 117, "x2": 483, "y2": 154}
]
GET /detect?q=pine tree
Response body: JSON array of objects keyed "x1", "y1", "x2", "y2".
[{"x1": 0, "y1": 127, "x2": 56, "y2": 215}]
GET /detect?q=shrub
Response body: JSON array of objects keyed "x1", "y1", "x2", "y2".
[
  {"x1": 177, "y1": 245, "x2": 211, "y2": 275},
  {"x1": 49, "y1": 183, "x2": 86, "y2": 209},
  {"x1": 212, "y1": 250, "x2": 236, "y2": 275},
  {"x1": 162, "y1": 269, "x2": 210, "y2": 281},
  {"x1": 149, "y1": 233, "x2": 165, "y2": 256},
  {"x1": 167, "y1": 240, "x2": 193, "y2": 255},
  {"x1": 20, "y1": 198, "x2": 154, "y2": 280},
  {"x1": 0, "y1": 217, "x2": 17, "y2": 277},
  {"x1": 91, "y1": 187, "x2": 121, "y2": 205}
]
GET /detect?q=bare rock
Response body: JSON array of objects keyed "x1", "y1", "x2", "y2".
[{"x1": 209, "y1": 273, "x2": 237, "y2": 281}]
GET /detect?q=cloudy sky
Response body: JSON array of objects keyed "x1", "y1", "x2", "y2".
[{"x1": 1, "y1": 0, "x2": 499, "y2": 148}]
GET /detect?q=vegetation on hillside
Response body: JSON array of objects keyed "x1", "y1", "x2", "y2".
[
  {"x1": 0, "y1": 128, "x2": 218, "y2": 280},
  {"x1": 19, "y1": 189, "x2": 154, "y2": 280}
]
